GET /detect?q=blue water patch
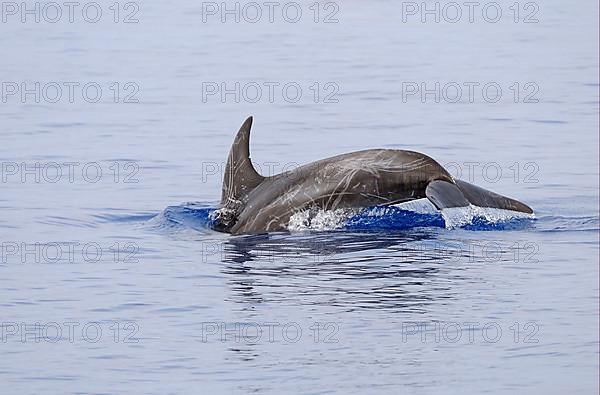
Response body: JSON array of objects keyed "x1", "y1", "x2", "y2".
[
  {"x1": 160, "y1": 204, "x2": 216, "y2": 231},
  {"x1": 346, "y1": 206, "x2": 535, "y2": 231},
  {"x1": 344, "y1": 206, "x2": 445, "y2": 230},
  {"x1": 461, "y1": 216, "x2": 535, "y2": 231}
]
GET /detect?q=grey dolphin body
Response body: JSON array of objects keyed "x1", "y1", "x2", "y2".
[{"x1": 212, "y1": 117, "x2": 533, "y2": 234}]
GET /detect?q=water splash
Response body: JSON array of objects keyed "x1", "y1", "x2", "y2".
[
  {"x1": 441, "y1": 205, "x2": 535, "y2": 230},
  {"x1": 290, "y1": 200, "x2": 534, "y2": 232},
  {"x1": 344, "y1": 205, "x2": 445, "y2": 230},
  {"x1": 288, "y1": 207, "x2": 358, "y2": 231},
  {"x1": 154, "y1": 199, "x2": 535, "y2": 233},
  {"x1": 150, "y1": 203, "x2": 216, "y2": 232}
]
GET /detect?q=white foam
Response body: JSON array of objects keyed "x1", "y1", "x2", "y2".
[
  {"x1": 288, "y1": 207, "x2": 358, "y2": 231},
  {"x1": 441, "y1": 205, "x2": 535, "y2": 229},
  {"x1": 208, "y1": 207, "x2": 233, "y2": 222},
  {"x1": 394, "y1": 198, "x2": 438, "y2": 214}
]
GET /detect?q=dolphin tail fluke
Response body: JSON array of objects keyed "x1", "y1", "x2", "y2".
[
  {"x1": 425, "y1": 179, "x2": 533, "y2": 214},
  {"x1": 221, "y1": 116, "x2": 264, "y2": 206},
  {"x1": 454, "y1": 179, "x2": 533, "y2": 214},
  {"x1": 425, "y1": 180, "x2": 470, "y2": 209}
]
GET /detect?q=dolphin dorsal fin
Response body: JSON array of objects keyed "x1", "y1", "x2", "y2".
[{"x1": 221, "y1": 116, "x2": 264, "y2": 207}]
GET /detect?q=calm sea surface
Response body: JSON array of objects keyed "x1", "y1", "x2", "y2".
[{"x1": 0, "y1": 0, "x2": 598, "y2": 393}]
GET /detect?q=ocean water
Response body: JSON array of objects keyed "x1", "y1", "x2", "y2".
[{"x1": 0, "y1": 0, "x2": 598, "y2": 393}]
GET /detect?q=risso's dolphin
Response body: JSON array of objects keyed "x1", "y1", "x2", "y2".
[{"x1": 211, "y1": 117, "x2": 533, "y2": 234}]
